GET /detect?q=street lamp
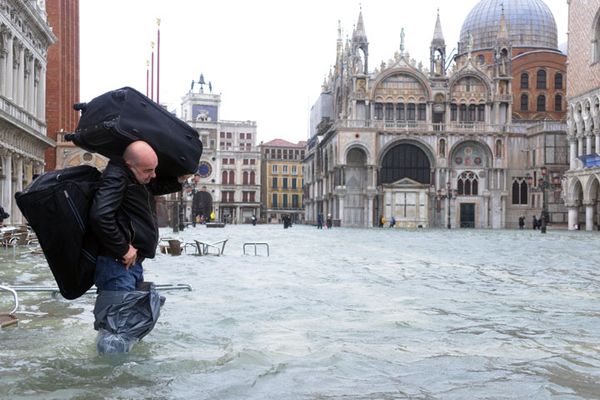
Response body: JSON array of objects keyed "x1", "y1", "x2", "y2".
[
  {"x1": 435, "y1": 182, "x2": 454, "y2": 229},
  {"x1": 527, "y1": 167, "x2": 550, "y2": 234},
  {"x1": 447, "y1": 181, "x2": 452, "y2": 229}
]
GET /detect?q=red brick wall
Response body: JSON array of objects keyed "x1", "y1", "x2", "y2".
[
  {"x1": 511, "y1": 50, "x2": 567, "y2": 121},
  {"x1": 567, "y1": 0, "x2": 600, "y2": 99},
  {"x1": 45, "y1": 0, "x2": 80, "y2": 171}
]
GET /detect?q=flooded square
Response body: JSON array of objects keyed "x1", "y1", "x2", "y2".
[{"x1": 1, "y1": 225, "x2": 599, "y2": 399}]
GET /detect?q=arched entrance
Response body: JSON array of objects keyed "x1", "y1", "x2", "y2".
[
  {"x1": 192, "y1": 188, "x2": 213, "y2": 221},
  {"x1": 379, "y1": 142, "x2": 432, "y2": 228},
  {"x1": 344, "y1": 147, "x2": 368, "y2": 227},
  {"x1": 585, "y1": 176, "x2": 600, "y2": 230}
]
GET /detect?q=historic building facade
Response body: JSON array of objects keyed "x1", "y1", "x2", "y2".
[
  {"x1": 304, "y1": 0, "x2": 569, "y2": 229},
  {"x1": 563, "y1": 0, "x2": 600, "y2": 230},
  {"x1": 181, "y1": 84, "x2": 261, "y2": 224},
  {"x1": 0, "y1": 0, "x2": 55, "y2": 224},
  {"x1": 259, "y1": 138, "x2": 306, "y2": 224}
]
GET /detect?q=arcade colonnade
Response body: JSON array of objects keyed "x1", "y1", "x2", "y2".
[{"x1": 564, "y1": 89, "x2": 600, "y2": 230}]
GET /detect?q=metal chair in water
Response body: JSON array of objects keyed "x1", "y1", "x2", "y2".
[
  {"x1": 0, "y1": 285, "x2": 18, "y2": 328},
  {"x1": 187, "y1": 239, "x2": 228, "y2": 256}
]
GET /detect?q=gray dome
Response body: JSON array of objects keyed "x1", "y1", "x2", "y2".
[{"x1": 460, "y1": 0, "x2": 558, "y2": 52}]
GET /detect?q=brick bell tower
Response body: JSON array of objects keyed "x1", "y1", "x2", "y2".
[{"x1": 45, "y1": 0, "x2": 80, "y2": 171}]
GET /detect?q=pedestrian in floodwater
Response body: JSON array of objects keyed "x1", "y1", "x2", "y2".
[
  {"x1": 90, "y1": 141, "x2": 190, "y2": 354},
  {"x1": 518, "y1": 216, "x2": 525, "y2": 229},
  {"x1": 326, "y1": 214, "x2": 333, "y2": 229},
  {"x1": 317, "y1": 213, "x2": 323, "y2": 229},
  {"x1": 389, "y1": 216, "x2": 396, "y2": 228}
]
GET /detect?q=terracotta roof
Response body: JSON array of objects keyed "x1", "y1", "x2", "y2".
[{"x1": 260, "y1": 139, "x2": 306, "y2": 148}]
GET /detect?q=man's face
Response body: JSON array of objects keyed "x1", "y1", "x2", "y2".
[{"x1": 128, "y1": 158, "x2": 157, "y2": 184}]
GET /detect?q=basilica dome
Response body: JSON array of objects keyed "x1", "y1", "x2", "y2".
[{"x1": 459, "y1": 0, "x2": 558, "y2": 52}]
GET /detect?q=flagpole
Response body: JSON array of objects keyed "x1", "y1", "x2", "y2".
[
  {"x1": 156, "y1": 18, "x2": 161, "y2": 104},
  {"x1": 150, "y1": 41, "x2": 155, "y2": 101},
  {"x1": 146, "y1": 60, "x2": 149, "y2": 97}
]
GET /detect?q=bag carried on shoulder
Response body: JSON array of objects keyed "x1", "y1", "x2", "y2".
[
  {"x1": 65, "y1": 87, "x2": 202, "y2": 178},
  {"x1": 15, "y1": 165, "x2": 101, "y2": 300}
]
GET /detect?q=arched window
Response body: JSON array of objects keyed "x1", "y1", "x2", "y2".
[
  {"x1": 396, "y1": 103, "x2": 405, "y2": 120},
  {"x1": 511, "y1": 179, "x2": 528, "y2": 205},
  {"x1": 385, "y1": 103, "x2": 394, "y2": 120},
  {"x1": 243, "y1": 171, "x2": 249, "y2": 185},
  {"x1": 521, "y1": 94, "x2": 529, "y2": 111},
  {"x1": 554, "y1": 72, "x2": 563, "y2": 89},
  {"x1": 520, "y1": 72, "x2": 529, "y2": 89},
  {"x1": 537, "y1": 95, "x2": 546, "y2": 112},
  {"x1": 250, "y1": 171, "x2": 256, "y2": 185},
  {"x1": 439, "y1": 138, "x2": 446, "y2": 158},
  {"x1": 554, "y1": 94, "x2": 563, "y2": 111},
  {"x1": 459, "y1": 104, "x2": 467, "y2": 122},
  {"x1": 457, "y1": 171, "x2": 478, "y2": 195},
  {"x1": 228, "y1": 170, "x2": 235, "y2": 185},
  {"x1": 477, "y1": 104, "x2": 485, "y2": 121},
  {"x1": 380, "y1": 143, "x2": 430, "y2": 184},
  {"x1": 407, "y1": 103, "x2": 416, "y2": 120},
  {"x1": 450, "y1": 104, "x2": 457, "y2": 121},
  {"x1": 221, "y1": 171, "x2": 228, "y2": 184},
  {"x1": 536, "y1": 70, "x2": 547, "y2": 89},
  {"x1": 468, "y1": 104, "x2": 477, "y2": 122}
]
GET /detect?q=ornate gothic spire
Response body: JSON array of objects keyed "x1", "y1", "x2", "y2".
[{"x1": 432, "y1": 9, "x2": 444, "y2": 44}]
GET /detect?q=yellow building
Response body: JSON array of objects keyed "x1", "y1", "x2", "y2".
[{"x1": 259, "y1": 139, "x2": 306, "y2": 223}]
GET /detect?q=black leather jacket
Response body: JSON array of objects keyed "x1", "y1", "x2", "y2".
[{"x1": 90, "y1": 159, "x2": 181, "y2": 260}]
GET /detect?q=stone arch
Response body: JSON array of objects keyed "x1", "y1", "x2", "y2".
[
  {"x1": 448, "y1": 139, "x2": 493, "y2": 168},
  {"x1": 378, "y1": 140, "x2": 433, "y2": 185},
  {"x1": 370, "y1": 68, "x2": 432, "y2": 100},
  {"x1": 583, "y1": 174, "x2": 600, "y2": 204},
  {"x1": 344, "y1": 143, "x2": 370, "y2": 165},
  {"x1": 378, "y1": 138, "x2": 435, "y2": 169},
  {"x1": 448, "y1": 71, "x2": 493, "y2": 101}
]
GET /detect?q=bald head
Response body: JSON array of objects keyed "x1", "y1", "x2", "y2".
[{"x1": 123, "y1": 141, "x2": 158, "y2": 184}]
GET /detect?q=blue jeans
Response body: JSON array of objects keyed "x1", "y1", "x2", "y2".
[{"x1": 95, "y1": 255, "x2": 144, "y2": 291}]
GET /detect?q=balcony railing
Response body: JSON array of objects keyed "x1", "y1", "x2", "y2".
[
  {"x1": 0, "y1": 96, "x2": 47, "y2": 136},
  {"x1": 336, "y1": 120, "x2": 519, "y2": 134}
]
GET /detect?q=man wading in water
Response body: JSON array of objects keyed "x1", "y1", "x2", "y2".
[{"x1": 90, "y1": 140, "x2": 190, "y2": 354}]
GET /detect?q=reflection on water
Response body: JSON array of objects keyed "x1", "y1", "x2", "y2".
[{"x1": 1, "y1": 226, "x2": 600, "y2": 399}]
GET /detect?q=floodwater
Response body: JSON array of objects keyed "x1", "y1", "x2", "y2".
[{"x1": 1, "y1": 225, "x2": 599, "y2": 400}]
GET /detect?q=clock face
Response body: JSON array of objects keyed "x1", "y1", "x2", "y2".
[{"x1": 197, "y1": 161, "x2": 212, "y2": 178}]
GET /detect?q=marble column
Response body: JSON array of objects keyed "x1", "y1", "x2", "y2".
[
  {"x1": 567, "y1": 206, "x2": 579, "y2": 230},
  {"x1": 577, "y1": 136, "x2": 584, "y2": 158},
  {"x1": 2, "y1": 153, "x2": 13, "y2": 223},
  {"x1": 26, "y1": 53, "x2": 35, "y2": 113},
  {"x1": 586, "y1": 134, "x2": 593, "y2": 155},
  {"x1": 569, "y1": 138, "x2": 577, "y2": 170},
  {"x1": 585, "y1": 202, "x2": 595, "y2": 231},
  {"x1": 5, "y1": 34, "x2": 14, "y2": 100},
  {"x1": 38, "y1": 67, "x2": 46, "y2": 119},
  {"x1": 14, "y1": 156, "x2": 23, "y2": 224}
]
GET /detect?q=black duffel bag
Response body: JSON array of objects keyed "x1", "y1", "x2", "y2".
[
  {"x1": 66, "y1": 87, "x2": 202, "y2": 178},
  {"x1": 15, "y1": 165, "x2": 101, "y2": 300}
]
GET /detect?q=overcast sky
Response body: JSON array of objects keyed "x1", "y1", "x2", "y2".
[{"x1": 79, "y1": 0, "x2": 568, "y2": 144}]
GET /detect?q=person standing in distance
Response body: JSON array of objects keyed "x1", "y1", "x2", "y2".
[{"x1": 90, "y1": 140, "x2": 189, "y2": 291}]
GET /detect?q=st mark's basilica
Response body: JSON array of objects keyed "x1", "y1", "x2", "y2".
[{"x1": 304, "y1": 0, "x2": 569, "y2": 229}]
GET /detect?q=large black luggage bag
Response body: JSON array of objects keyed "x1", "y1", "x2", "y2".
[
  {"x1": 65, "y1": 87, "x2": 202, "y2": 178},
  {"x1": 15, "y1": 166, "x2": 101, "y2": 300}
]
